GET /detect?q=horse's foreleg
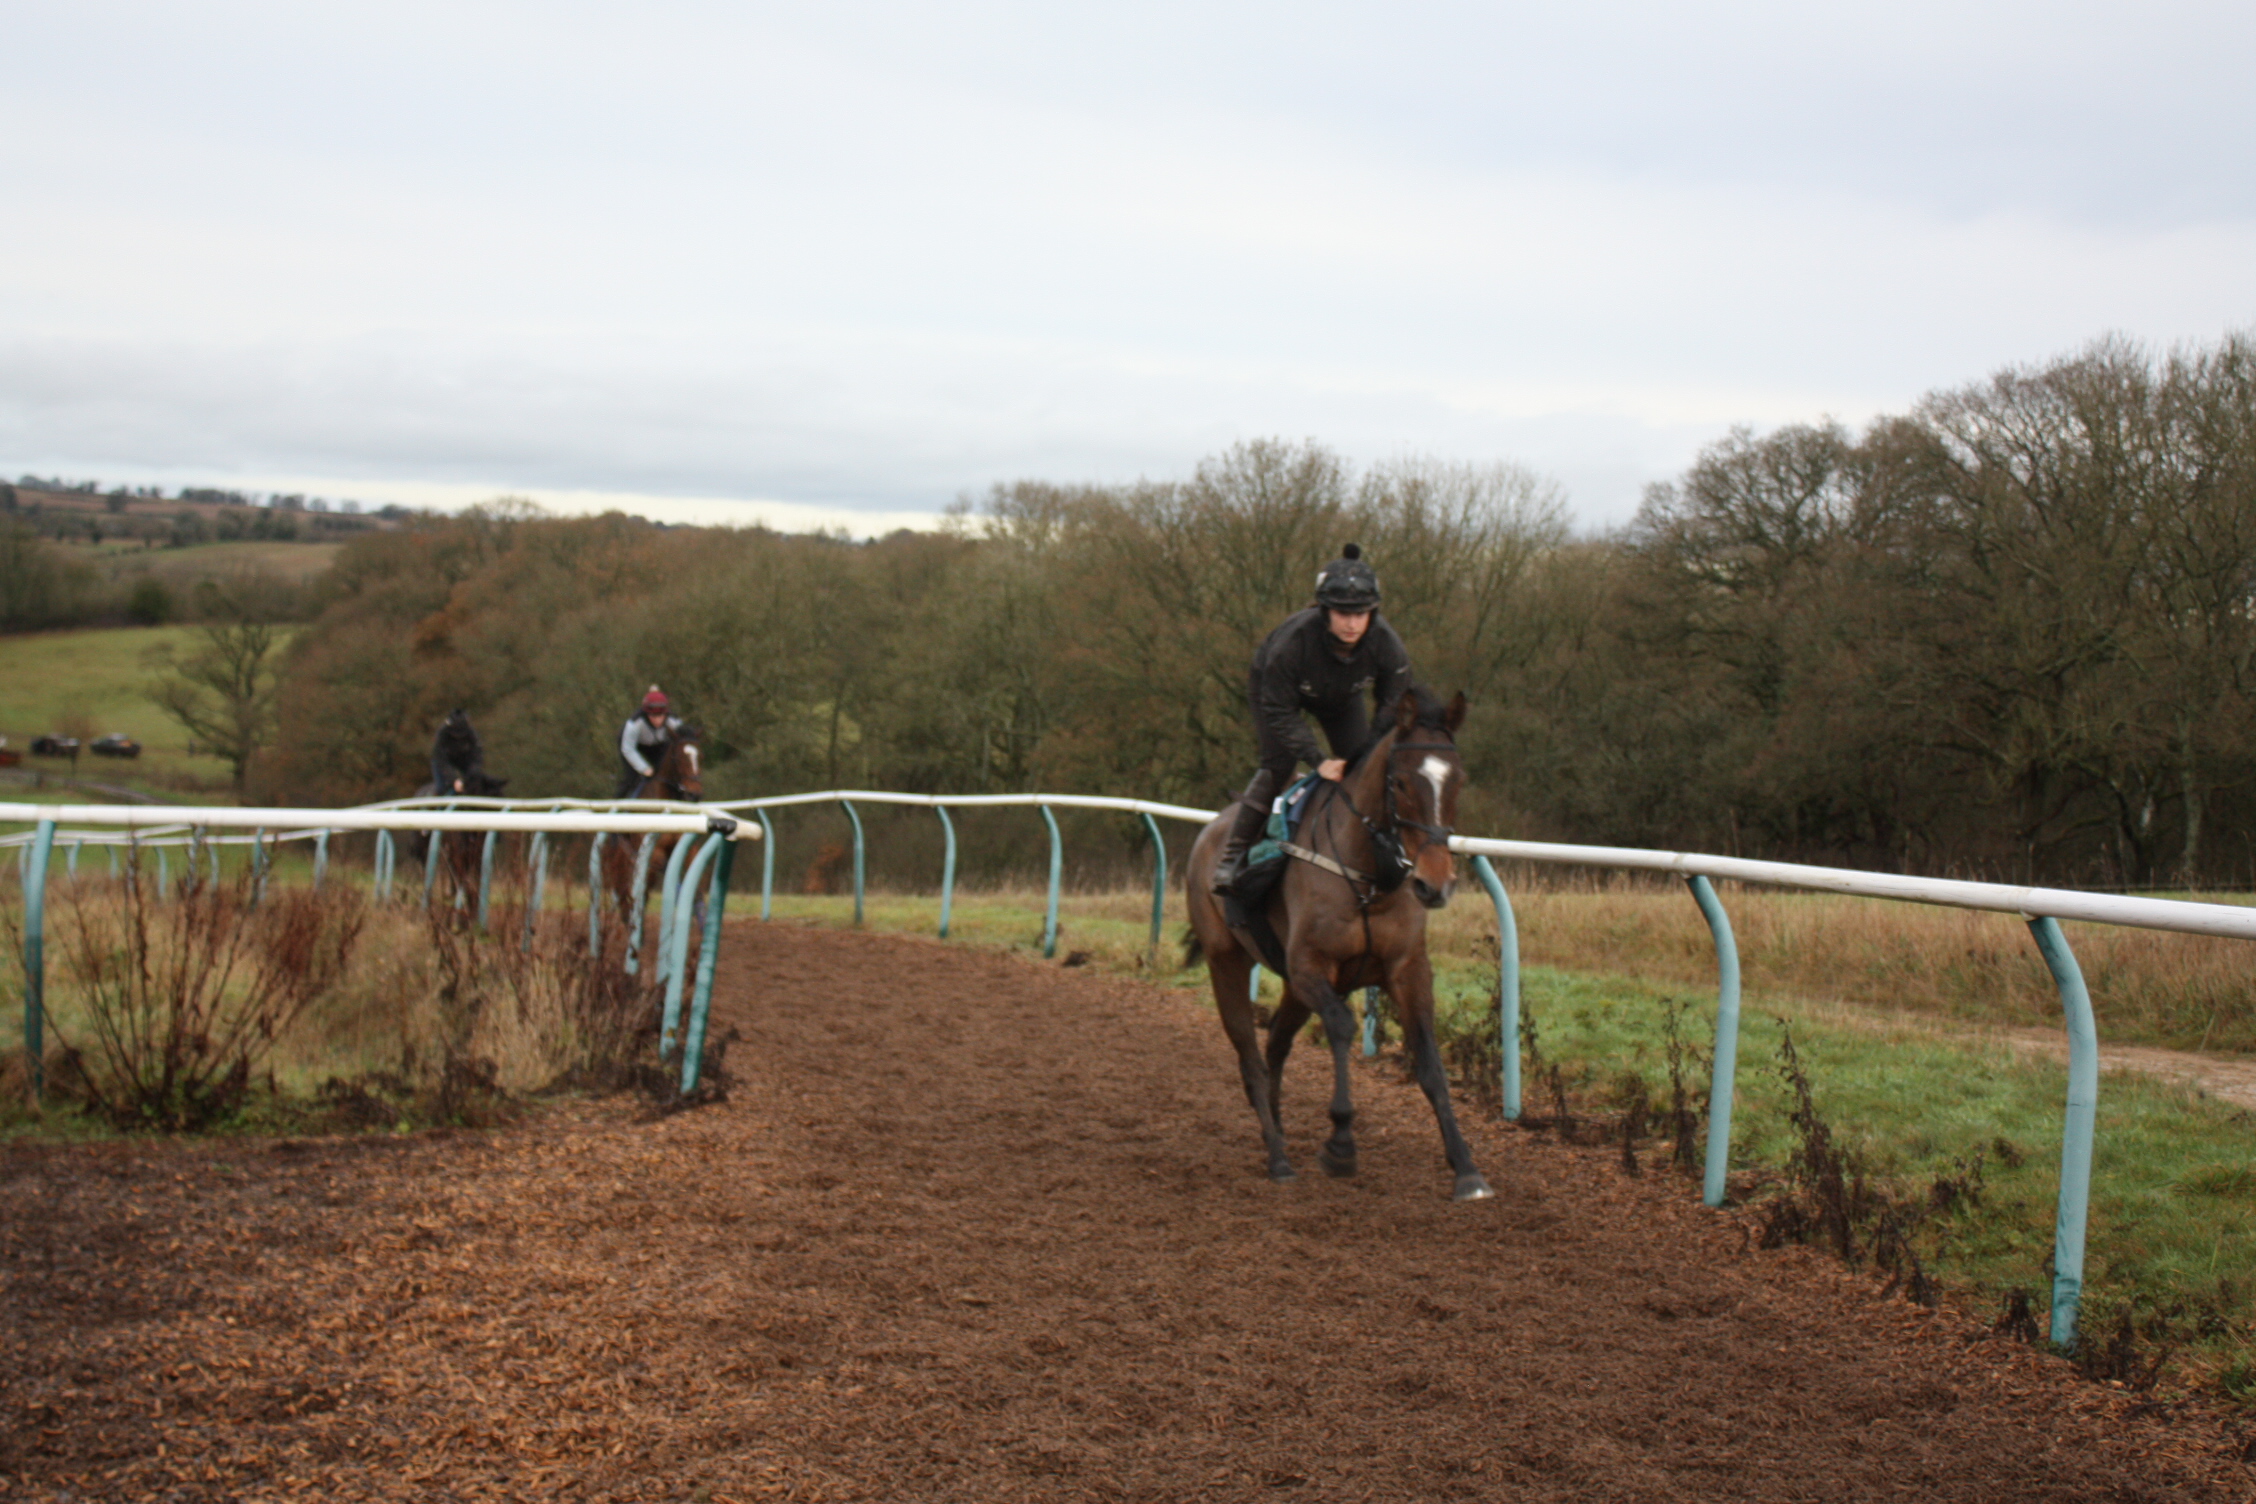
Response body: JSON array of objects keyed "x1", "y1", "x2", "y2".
[
  {"x1": 1208, "y1": 946, "x2": 1296, "y2": 1183},
  {"x1": 1391, "y1": 955, "x2": 1494, "y2": 1202},
  {"x1": 1287, "y1": 967, "x2": 1363, "y2": 1178}
]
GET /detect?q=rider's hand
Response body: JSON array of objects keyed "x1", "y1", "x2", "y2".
[
  {"x1": 1317, "y1": 758, "x2": 1346, "y2": 782},
  {"x1": 453, "y1": 779, "x2": 464, "y2": 793}
]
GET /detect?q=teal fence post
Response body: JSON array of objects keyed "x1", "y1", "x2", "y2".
[
  {"x1": 476, "y1": 830, "x2": 499, "y2": 932},
  {"x1": 18, "y1": 820, "x2": 57, "y2": 1103},
  {"x1": 373, "y1": 830, "x2": 393, "y2": 900},
  {"x1": 587, "y1": 833, "x2": 608, "y2": 961},
  {"x1": 679, "y1": 838, "x2": 738, "y2": 1094},
  {"x1": 625, "y1": 835, "x2": 658, "y2": 975},
  {"x1": 67, "y1": 839, "x2": 79, "y2": 879},
  {"x1": 423, "y1": 803, "x2": 454, "y2": 907},
  {"x1": 107, "y1": 844, "x2": 118, "y2": 879},
  {"x1": 1471, "y1": 855, "x2": 1521, "y2": 1120},
  {"x1": 1140, "y1": 811, "x2": 1166, "y2": 965},
  {"x1": 313, "y1": 831, "x2": 328, "y2": 892},
  {"x1": 1361, "y1": 987, "x2": 1382, "y2": 1058},
  {"x1": 655, "y1": 835, "x2": 695, "y2": 982},
  {"x1": 2028, "y1": 915, "x2": 2098, "y2": 1349},
  {"x1": 1687, "y1": 875, "x2": 1743, "y2": 1208},
  {"x1": 839, "y1": 799, "x2": 866, "y2": 926},
  {"x1": 759, "y1": 806, "x2": 777, "y2": 921},
  {"x1": 208, "y1": 834, "x2": 220, "y2": 888},
  {"x1": 156, "y1": 845, "x2": 170, "y2": 900},
  {"x1": 659, "y1": 834, "x2": 725, "y2": 1056},
  {"x1": 524, "y1": 832, "x2": 550, "y2": 954},
  {"x1": 936, "y1": 804, "x2": 957, "y2": 938},
  {"x1": 1039, "y1": 804, "x2": 1061, "y2": 959},
  {"x1": 250, "y1": 829, "x2": 269, "y2": 910}
]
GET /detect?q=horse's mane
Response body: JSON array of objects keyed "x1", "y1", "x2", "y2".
[{"x1": 1343, "y1": 685, "x2": 1452, "y2": 775}]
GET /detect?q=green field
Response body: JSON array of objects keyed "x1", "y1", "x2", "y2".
[
  {"x1": 76, "y1": 539, "x2": 343, "y2": 585},
  {"x1": 0, "y1": 624, "x2": 254, "y2": 798}
]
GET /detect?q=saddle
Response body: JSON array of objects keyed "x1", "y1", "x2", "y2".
[{"x1": 1221, "y1": 773, "x2": 1324, "y2": 971}]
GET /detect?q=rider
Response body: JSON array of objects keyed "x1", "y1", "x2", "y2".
[
  {"x1": 616, "y1": 685, "x2": 683, "y2": 798},
  {"x1": 1211, "y1": 543, "x2": 1414, "y2": 898},
  {"x1": 429, "y1": 709, "x2": 486, "y2": 796}
]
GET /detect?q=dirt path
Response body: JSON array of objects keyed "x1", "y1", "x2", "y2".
[{"x1": 4, "y1": 923, "x2": 2251, "y2": 1502}]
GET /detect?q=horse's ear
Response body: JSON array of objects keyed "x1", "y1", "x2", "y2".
[
  {"x1": 1394, "y1": 690, "x2": 1420, "y2": 735},
  {"x1": 1445, "y1": 691, "x2": 1467, "y2": 734}
]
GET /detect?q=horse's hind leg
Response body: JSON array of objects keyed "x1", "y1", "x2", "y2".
[
  {"x1": 1210, "y1": 947, "x2": 1296, "y2": 1183},
  {"x1": 1285, "y1": 967, "x2": 1364, "y2": 1179}
]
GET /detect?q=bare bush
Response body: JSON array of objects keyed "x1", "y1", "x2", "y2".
[{"x1": 46, "y1": 858, "x2": 366, "y2": 1131}]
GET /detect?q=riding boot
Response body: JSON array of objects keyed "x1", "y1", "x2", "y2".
[{"x1": 1210, "y1": 769, "x2": 1280, "y2": 898}]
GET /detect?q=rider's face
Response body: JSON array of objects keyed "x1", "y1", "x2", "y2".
[
  {"x1": 1326, "y1": 609, "x2": 1372, "y2": 646},
  {"x1": 645, "y1": 706, "x2": 667, "y2": 725}
]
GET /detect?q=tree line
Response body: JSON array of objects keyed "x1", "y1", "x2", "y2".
[{"x1": 250, "y1": 332, "x2": 2256, "y2": 888}]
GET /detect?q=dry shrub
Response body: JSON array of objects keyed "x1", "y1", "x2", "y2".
[{"x1": 42, "y1": 861, "x2": 366, "y2": 1132}]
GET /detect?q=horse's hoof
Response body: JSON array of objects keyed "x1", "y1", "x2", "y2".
[
  {"x1": 1320, "y1": 1148, "x2": 1358, "y2": 1179},
  {"x1": 1452, "y1": 1172, "x2": 1496, "y2": 1202},
  {"x1": 1268, "y1": 1161, "x2": 1299, "y2": 1184}
]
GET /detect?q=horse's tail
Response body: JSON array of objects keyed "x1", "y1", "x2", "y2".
[{"x1": 1181, "y1": 925, "x2": 1204, "y2": 971}]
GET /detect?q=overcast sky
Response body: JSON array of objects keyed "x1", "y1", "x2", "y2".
[{"x1": 4, "y1": 1, "x2": 2252, "y2": 534}]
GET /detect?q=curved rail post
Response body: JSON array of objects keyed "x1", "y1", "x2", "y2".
[
  {"x1": 523, "y1": 832, "x2": 550, "y2": 954},
  {"x1": 759, "y1": 805, "x2": 777, "y2": 921},
  {"x1": 156, "y1": 845, "x2": 170, "y2": 901},
  {"x1": 312, "y1": 830, "x2": 328, "y2": 892},
  {"x1": 476, "y1": 829, "x2": 499, "y2": 932},
  {"x1": 373, "y1": 830, "x2": 393, "y2": 900},
  {"x1": 655, "y1": 834, "x2": 696, "y2": 983},
  {"x1": 66, "y1": 839, "x2": 79, "y2": 879},
  {"x1": 249, "y1": 829, "x2": 269, "y2": 910},
  {"x1": 107, "y1": 844, "x2": 118, "y2": 879},
  {"x1": 1140, "y1": 811, "x2": 1166, "y2": 965},
  {"x1": 586, "y1": 832, "x2": 608, "y2": 961},
  {"x1": 936, "y1": 804, "x2": 958, "y2": 938},
  {"x1": 2028, "y1": 915, "x2": 2098, "y2": 1349},
  {"x1": 625, "y1": 834, "x2": 658, "y2": 975},
  {"x1": 18, "y1": 820, "x2": 57, "y2": 1103},
  {"x1": 208, "y1": 833, "x2": 220, "y2": 888},
  {"x1": 1687, "y1": 875, "x2": 1743, "y2": 1208},
  {"x1": 420, "y1": 801, "x2": 462, "y2": 908},
  {"x1": 840, "y1": 799, "x2": 866, "y2": 927},
  {"x1": 659, "y1": 833, "x2": 726, "y2": 1056},
  {"x1": 1039, "y1": 803, "x2": 1062, "y2": 959},
  {"x1": 1360, "y1": 987, "x2": 1382, "y2": 1058},
  {"x1": 1471, "y1": 854, "x2": 1522, "y2": 1120},
  {"x1": 680, "y1": 837, "x2": 739, "y2": 1094}
]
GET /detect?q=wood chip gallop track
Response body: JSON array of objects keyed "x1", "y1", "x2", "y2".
[{"x1": 4, "y1": 923, "x2": 2250, "y2": 1501}]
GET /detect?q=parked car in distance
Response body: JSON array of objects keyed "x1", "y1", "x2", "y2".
[
  {"x1": 91, "y1": 733, "x2": 141, "y2": 759},
  {"x1": 29, "y1": 735, "x2": 79, "y2": 757}
]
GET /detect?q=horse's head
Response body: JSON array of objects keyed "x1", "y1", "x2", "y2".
[
  {"x1": 468, "y1": 772, "x2": 508, "y2": 798},
  {"x1": 1385, "y1": 688, "x2": 1468, "y2": 909},
  {"x1": 657, "y1": 726, "x2": 704, "y2": 803}
]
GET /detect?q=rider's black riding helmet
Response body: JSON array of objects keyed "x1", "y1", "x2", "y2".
[{"x1": 1313, "y1": 543, "x2": 1381, "y2": 612}]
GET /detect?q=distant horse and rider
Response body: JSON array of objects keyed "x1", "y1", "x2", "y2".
[
  {"x1": 1188, "y1": 544, "x2": 1494, "y2": 1202},
  {"x1": 412, "y1": 708, "x2": 508, "y2": 906}
]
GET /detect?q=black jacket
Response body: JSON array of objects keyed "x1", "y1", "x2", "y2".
[
  {"x1": 431, "y1": 717, "x2": 485, "y2": 793},
  {"x1": 1247, "y1": 607, "x2": 1413, "y2": 768}
]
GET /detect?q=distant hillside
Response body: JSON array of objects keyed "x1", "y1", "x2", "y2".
[{"x1": 2, "y1": 478, "x2": 404, "y2": 549}]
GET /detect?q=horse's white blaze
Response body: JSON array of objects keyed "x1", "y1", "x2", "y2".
[
  {"x1": 684, "y1": 746, "x2": 700, "y2": 775},
  {"x1": 1419, "y1": 755, "x2": 1449, "y2": 818}
]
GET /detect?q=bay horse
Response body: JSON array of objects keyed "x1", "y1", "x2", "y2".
[
  {"x1": 601, "y1": 727, "x2": 704, "y2": 933},
  {"x1": 1186, "y1": 687, "x2": 1494, "y2": 1201}
]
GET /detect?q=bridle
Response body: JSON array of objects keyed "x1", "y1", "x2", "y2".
[
  {"x1": 1292, "y1": 731, "x2": 1460, "y2": 911},
  {"x1": 645, "y1": 738, "x2": 702, "y2": 803}
]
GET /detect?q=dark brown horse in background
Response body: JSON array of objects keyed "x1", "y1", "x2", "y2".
[
  {"x1": 410, "y1": 769, "x2": 509, "y2": 911},
  {"x1": 1186, "y1": 687, "x2": 1493, "y2": 1202},
  {"x1": 601, "y1": 728, "x2": 704, "y2": 935}
]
